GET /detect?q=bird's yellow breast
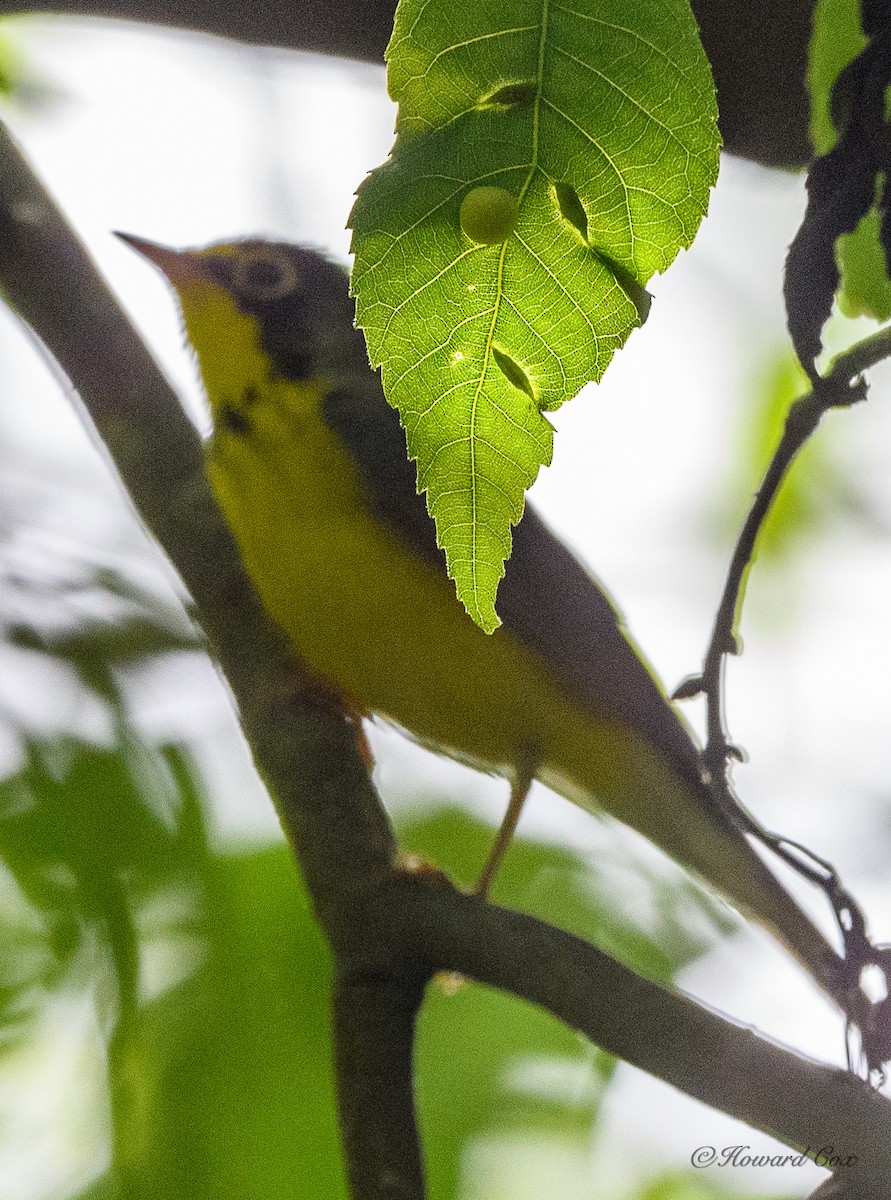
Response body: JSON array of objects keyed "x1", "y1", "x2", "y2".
[{"x1": 183, "y1": 284, "x2": 633, "y2": 799}]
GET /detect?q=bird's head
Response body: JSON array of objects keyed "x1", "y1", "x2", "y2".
[{"x1": 115, "y1": 235, "x2": 370, "y2": 410}]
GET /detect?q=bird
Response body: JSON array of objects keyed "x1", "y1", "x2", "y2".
[{"x1": 116, "y1": 232, "x2": 841, "y2": 996}]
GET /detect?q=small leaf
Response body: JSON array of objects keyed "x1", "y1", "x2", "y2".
[
  {"x1": 351, "y1": 0, "x2": 719, "y2": 628},
  {"x1": 809, "y1": 1, "x2": 891, "y2": 323},
  {"x1": 837, "y1": 206, "x2": 891, "y2": 320}
]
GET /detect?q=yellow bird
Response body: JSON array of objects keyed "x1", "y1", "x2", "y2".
[{"x1": 118, "y1": 233, "x2": 838, "y2": 990}]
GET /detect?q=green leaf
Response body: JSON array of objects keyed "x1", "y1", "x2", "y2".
[
  {"x1": 90, "y1": 845, "x2": 347, "y2": 1200},
  {"x1": 351, "y1": 0, "x2": 719, "y2": 629},
  {"x1": 808, "y1": 0, "x2": 891, "y2": 321},
  {"x1": 808, "y1": 0, "x2": 865, "y2": 157},
  {"x1": 836, "y1": 204, "x2": 891, "y2": 321}
]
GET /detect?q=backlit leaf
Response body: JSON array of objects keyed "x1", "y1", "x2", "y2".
[{"x1": 351, "y1": 0, "x2": 719, "y2": 628}]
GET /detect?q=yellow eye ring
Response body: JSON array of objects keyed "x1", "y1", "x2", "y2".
[{"x1": 232, "y1": 250, "x2": 300, "y2": 301}]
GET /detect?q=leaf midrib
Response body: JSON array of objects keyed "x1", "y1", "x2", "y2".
[{"x1": 466, "y1": 0, "x2": 550, "y2": 624}]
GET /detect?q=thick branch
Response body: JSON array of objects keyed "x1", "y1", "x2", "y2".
[
  {"x1": 0, "y1": 118, "x2": 410, "y2": 1195},
  {"x1": 380, "y1": 871, "x2": 891, "y2": 1192},
  {"x1": 0, "y1": 0, "x2": 817, "y2": 167},
  {"x1": 334, "y1": 971, "x2": 428, "y2": 1200}
]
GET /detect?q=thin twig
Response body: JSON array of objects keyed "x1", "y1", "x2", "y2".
[
  {"x1": 699, "y1": 333, "x2": 891, "y2": 786},
  {"x1": 693, "y1": 326, "x2": 891, "y2": 1053}
]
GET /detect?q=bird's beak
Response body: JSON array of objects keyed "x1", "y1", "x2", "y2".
[{"x1": 113, "y1": 232, "x2": 204, "y2": 285}]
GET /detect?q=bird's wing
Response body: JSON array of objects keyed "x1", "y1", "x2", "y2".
[
  {"x1": 322, "y1": 380, "x2": 705, "y2": 796},
  {"x1": 498, "y1": 505, "x2": 705, "y2": 795}
]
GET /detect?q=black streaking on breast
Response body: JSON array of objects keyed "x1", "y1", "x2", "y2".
[{"x1": 219, "y1": 400, "x2": 251, "y2": 436}]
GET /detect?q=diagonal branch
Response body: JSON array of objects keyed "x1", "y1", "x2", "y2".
[
  {"x1": 380, "y1": 870, "x2": 891, "y2": 1193},
  {"x1": 0, "y1": 0, "x2": 818, "y2": 166},
  {"x1": 0, "y1": 116, "x2": 411, "y2": 1196}
]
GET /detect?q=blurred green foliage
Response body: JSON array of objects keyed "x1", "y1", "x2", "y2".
[
  {"x1": 0, "y1": 24, "x2": 20, "y2": 97},
  {"x1": 636, "y1": 1174, "x2": 795, "y2": 1200},
  {"x1": 0, "y1": 543, "x2": 752, "y2": 1199}
]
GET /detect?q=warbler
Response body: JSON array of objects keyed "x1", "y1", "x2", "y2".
[{"x1": 117, "y1": 233, "x2": 838, "y2": 988}]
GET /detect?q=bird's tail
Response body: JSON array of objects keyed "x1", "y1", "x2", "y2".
[{"x1": 545, "y1": 726, "x2": 845, "y2": 1001}]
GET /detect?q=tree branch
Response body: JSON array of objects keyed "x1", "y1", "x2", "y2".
[
  {"x1": 380, "y1": 870, "x2": 891, "y2": 1194},
  {"x1": 0, "y1": 116, "x2": 410, "y2": 1194},
  {"x1": 699, "y1": 337, "x2": 891, "y2": 789},
  {"x1": 3, "y1": 116, "x2": 890, "y2": 1197},
  {"x1": 0, "y1": 0, "x2": 818, "y2": 167},
  {"x1": 334, "y1": 970, "x2": 428, "y2": 1200}
]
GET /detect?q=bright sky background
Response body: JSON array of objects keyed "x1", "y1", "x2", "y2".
[{"x1": 2, "y1": 14, "x2": 891, "y2": 1199}]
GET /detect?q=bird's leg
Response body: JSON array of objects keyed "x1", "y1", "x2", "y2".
[{"x1": 475, "y1": 746, "x2": 540, "y2": 900}]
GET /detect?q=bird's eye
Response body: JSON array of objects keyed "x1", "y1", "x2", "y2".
[{"x1": 232, "y1": 252, "x2": 300, "y2": 301}]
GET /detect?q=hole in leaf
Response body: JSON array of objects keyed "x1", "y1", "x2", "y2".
[
  {"x1": 553, "y1": 182, "x2": 588, "y2": 243},
  {"x1": 593, "y1": 248, "x2": 652, "y2": 324},
  {"x1": 492, "y1": 347, "x2": 536, "y2": 401},
  {"x1": 479, "y1": 81, "x2": 537, "y2": 109}
]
